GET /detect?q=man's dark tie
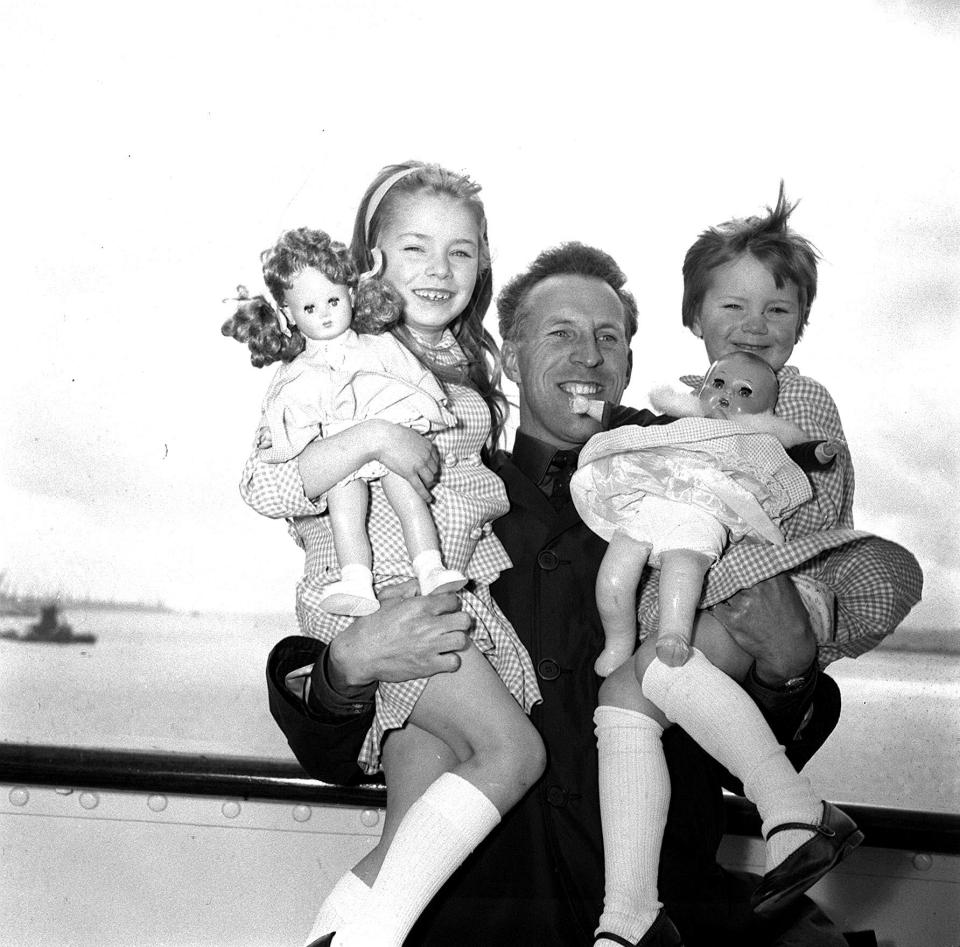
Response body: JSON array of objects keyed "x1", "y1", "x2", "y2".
[{"x1": 546, "y1": 448, "x2": 580, "y2": 511}]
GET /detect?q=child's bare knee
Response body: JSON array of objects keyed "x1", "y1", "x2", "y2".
[{"x1": 487, "y1": 720, "x2": 545, "y2": 793}]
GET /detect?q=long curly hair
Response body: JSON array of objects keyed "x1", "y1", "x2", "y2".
[
  {"x1": 349, "y1": 162, "x2": 508, "y2": 452},
  {"x1": 222, "y1": 228, "x2": 402, "y2": 367}
]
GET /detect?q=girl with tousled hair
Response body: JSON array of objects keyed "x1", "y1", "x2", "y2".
[
  {"x1": 575, "y1": 187, "x2": 863, "y2": 945},
  {"x1": 225, "y1": 226, "x2": 468, "y2": 615},
  {"x1": 682, "y1": 182, "x2": 820, "y2": 341},
  {"x1": 236, "y1": 166, "x2": 544, "y2": 947}
]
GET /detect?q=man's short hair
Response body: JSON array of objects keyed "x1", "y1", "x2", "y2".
[{"x1": 497, "y1": 242, "x2": 639, "y2": 343}]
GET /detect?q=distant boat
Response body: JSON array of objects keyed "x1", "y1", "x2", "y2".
[{"x1": 0, "y1": 604, "x2": 97, "y2": 645}]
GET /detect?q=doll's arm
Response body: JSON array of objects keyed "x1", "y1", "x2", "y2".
[
  {"x1": 786, "y1": 440, "x2": 839, "y2": 470},
  {"x1": 240, "y1": 417, "x2": 440, "y2": 517},
  {"x1": 296, "y1": 419, "x2": 440, "y2": 504}
]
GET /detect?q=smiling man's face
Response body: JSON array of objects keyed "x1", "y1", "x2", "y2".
[{"x1": 502, "y1": 274, "x2": 632, "y2": 449}]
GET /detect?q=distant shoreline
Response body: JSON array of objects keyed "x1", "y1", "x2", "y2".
[
  {"x1": 0, "y1": 600, "x2": 172, "y2": 618},
  {"x1": 875, "y1": 626, "x2": 959, "y2": 655}
]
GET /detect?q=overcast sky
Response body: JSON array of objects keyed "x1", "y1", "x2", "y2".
[{"x1": 1, "y1": 0, "x2": 956, "y2": 632}]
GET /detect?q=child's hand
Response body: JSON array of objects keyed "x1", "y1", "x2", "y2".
[
  {"x1": 255, "y1": 425, "x2": 273, "y2": 450},
  {"x1": 372, "y1": 420, "x2": 440, "y2": 502}
]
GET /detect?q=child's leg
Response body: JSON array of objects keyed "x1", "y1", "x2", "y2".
[
  {"x1": 333, "y1": 644, "x2": 545, "y2": 947},
  {"x1": 381, "y1": 473, "x2": 467, "y2": 596},
  {"x1": 320, "y1": 480, "x2": 379, "y2": 616},
  {"x1": 594, "y1": 530, "x2": 652, "y2": 677},
  {"x1": 655, "y1": 547, "x2": 711, "y2": 667},
  {"x1": 353, "y1": 726, "x2": 458, "y2": 885},
  {"x1": 594, "y1": 661, "x2": 673, "y2": 944},
  {"x1": 639, "y1": 643, "x2": 823, "y2": 873},
  {"x1": 301, "y1": 728, "x2": 456, "y2": 947}
]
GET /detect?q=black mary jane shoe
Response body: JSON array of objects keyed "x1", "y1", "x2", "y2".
[
  {"x1": 595, "y1": 908, "x2": 684, "y2": 946},
  {"x1": 752, "y1": 800, "x2": 865, "y2": 917},
  {"x1": 304, "y1": 934, "x2": 334, "y2": 947}
]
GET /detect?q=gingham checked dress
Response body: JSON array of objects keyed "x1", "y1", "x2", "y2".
[{"x1": 241, "y1": 330, "x2": 541, "y2": 773}]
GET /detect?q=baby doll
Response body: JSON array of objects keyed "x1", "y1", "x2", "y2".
[
  {"x1": 570, "y1": 351, "x2": 836, "y2": 674},
  {"x1": 223, "y1": 227, "x2": 467, "y2": 616}
]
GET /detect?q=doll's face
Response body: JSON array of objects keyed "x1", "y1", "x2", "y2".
[
  {"x1": 281, "y1": 268, "x2": 353, "y2": 341},
  {"x1": 699, "y1": 352, "x2": 778, "y2": 419}
]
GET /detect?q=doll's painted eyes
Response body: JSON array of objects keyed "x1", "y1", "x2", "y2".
[
  {"x1": 328, "y1": 297, "x2": 341, "y2": 307},
  {"x1": 304, "y1": 304, "x2": 315, "y2": 314},
  {"x1": 711, "y1": 376, "x2": 752, "y2": 398}
]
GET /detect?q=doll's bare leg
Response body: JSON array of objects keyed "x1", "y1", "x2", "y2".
[
  {"x1": 654, "y1": 548, "x2": 711, "y2": 667},
  {"x1": 318, "y1": 480, "x2": 379, "y2": 616},
  {"x1": 594, "y1": 530, "x2": 652, "y2": 677},
  {"x1": 382, "y1": 473, "x2": 467, "y2": 596}
]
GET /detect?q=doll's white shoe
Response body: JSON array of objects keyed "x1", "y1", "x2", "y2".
[
  {"x1": 318, "y1": 579, "x2": 380, "y2": 616},
  {"x1": 419, "y1": 567, "x2": 468, "y2": 596},
  {"x1": 594, "y1": 641, "x2": 636, "y2": 677},
  {"x1": 655, "y1": 634, "x2": 692, "y2": 667}
]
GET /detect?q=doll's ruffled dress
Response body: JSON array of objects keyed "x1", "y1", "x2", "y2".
[
  {"x1": 259, "y1": 330, "x2": 457, "y2": 481},
  {"x1": 571, "y1": 417, "x2": 814, "y2": 563}
]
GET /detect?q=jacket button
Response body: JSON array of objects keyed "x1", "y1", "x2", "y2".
[
  {"x1": 537, "y1": 658, "x2": 561, "y2": 681},
  {"x1": 546, "y1": 785, "x2": 568, "y2": 808},
  {"x1": 537, "y1": 550, "x2": 559, "y2": 570},
  {"x1": 469, "y1": 527, "x2": 483, "y2": 540},
  {"x1": 444, "y1": 452, "x2": 458, "y2": 466}
]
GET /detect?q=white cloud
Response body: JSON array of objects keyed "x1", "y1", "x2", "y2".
[{"x1": 2, "y1": 0, "x2": 957, "y2": 627}]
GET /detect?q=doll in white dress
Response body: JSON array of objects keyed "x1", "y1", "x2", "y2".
[
  {"x1": 571, "y1": 350, "x2": 838, "y2": 674},
  {"x1": 223, "y1": 227, "x2": 466, "y2": 616}
]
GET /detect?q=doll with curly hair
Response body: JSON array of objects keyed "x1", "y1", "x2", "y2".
[{"x1": 223, "y1": 227, "x2": 467, "y2": 615}]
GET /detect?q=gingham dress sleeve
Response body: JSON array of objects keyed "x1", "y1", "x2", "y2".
[
  {"x1": 774, "y1": 368, "x2": 855, "y2": 535},
  {"x1": 635, "y1": 528, "x2": 922, "y2": 666},
  {"x1": 240, "y1": 440, "x2": 328, "y2": 519}
]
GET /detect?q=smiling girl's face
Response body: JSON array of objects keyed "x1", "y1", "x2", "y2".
[
  {"x1": 376, "y1": 193, "x2": 480, "y2": 343},
  {"x1": 692, "y1": 253, "x2": 802, "y2": 372},
  {"x1": 281, "y1": 268, "x2": 352, "y2": 341}
]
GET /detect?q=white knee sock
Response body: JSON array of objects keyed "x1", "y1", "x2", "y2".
[
  {"x1": 303, "y1": 871, "x2": 369, "y2": 946},
  {"x1": 334, "y1": 772, "x2": 501, "y2": 947},
  {"x1": 594, "y1": 705, "x2": 669, "y2": 945},
  {"x1": 642, "y1": 649, "x2": 820, "y2": 872}
]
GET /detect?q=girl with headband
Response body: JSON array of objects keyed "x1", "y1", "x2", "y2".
[{"x1": 237, "y1": 162, "x2": 544, "y2": 947}]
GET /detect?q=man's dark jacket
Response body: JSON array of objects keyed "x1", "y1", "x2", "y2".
[{"x1": 266, "y1": 409, "x2": 842, "y2": 946}]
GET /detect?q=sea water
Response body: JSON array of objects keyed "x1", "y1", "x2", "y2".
[
  {"x1": 1, "y1": 607, "x2": 957, "y2": 812},
  {"x1": 0, "y1": 607, "x2": 299, "y2": 759}
]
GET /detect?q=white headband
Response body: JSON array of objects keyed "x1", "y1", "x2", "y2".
[{"x1": 363, "y1": 166, "x2": 421, "y2": 241}]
